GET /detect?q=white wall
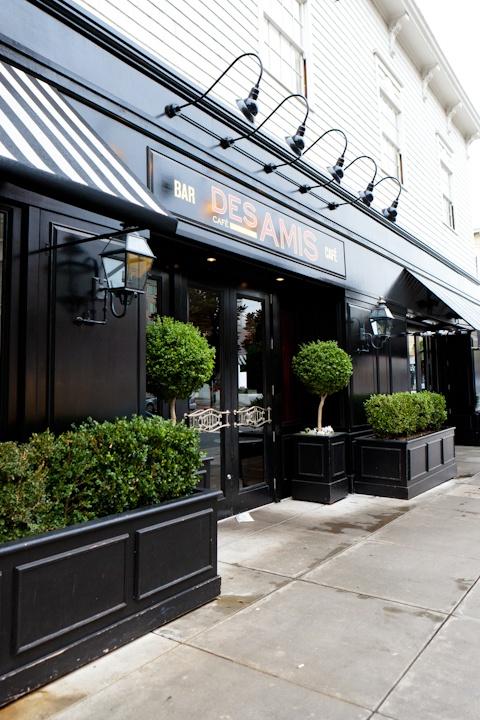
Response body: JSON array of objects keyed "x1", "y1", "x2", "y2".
[{"x1": 75, "y1": 0, "x2": 477, "y2": 273}]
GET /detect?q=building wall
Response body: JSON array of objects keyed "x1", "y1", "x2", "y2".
[{"x1": 73, "y1": 0, "x2": 477, "y2": 273}]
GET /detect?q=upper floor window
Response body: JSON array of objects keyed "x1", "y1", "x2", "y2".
[
  {"x1": 380, "y1": 93, "x2": 403, "y2": 182},
  {"x1": 440, "y1": 162, "x2": 455, "y2": 229},
  {"x1": 438, "y1": 136, "x2": 455, "y2": 230},
  {"x1": 263, "y1": 0, "x2": 307, "y2": 95},
  {"x1": 376, "y1": 58, "x2": 403, "y2": 183}
]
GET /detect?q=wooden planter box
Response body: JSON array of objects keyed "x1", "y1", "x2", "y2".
[
  {"x1": 0, "y1": 488, "x2": 221, "y2": 708},
  {"x1": 354, "y1": 427, "x2": 457, "y2": 499},
  {"x1": 292, "y1": 432, "x2": 348, "y2": 504}
]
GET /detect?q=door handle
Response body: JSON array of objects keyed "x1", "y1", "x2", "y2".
[
  {"x1": 233, "y1": 406, "x2": 272, "y2": 428},
  {"x1": 184, "y1": 408, "x2": 231, "y2": 432}
]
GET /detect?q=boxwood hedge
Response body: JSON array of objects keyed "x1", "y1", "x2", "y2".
[
  {"x1": 0, "y1": 416, "x2": 202, "y2": 544},
  {"x1": 364, "y1": 391, "x2": 447, "y2": 439}
]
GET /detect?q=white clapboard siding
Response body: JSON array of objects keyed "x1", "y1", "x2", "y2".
[{"x1": 74, "y1": 0, "x2": 477, "y2": 273}]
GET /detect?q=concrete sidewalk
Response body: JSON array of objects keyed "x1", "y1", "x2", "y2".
[{"x1": 3, "y1": 446, "x2": 480, "y2": 720}]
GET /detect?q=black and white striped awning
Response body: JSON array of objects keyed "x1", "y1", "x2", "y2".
[
  {"x1": 408, "y1": 270, "x2": 480, "y2": 331},
  {"x1": 0, "y1": 61, "x2": 176, "y2": 233}
]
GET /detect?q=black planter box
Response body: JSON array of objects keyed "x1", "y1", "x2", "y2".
[
  {"x1": 292, "y1": 432, "x2": 348, "y2": 504},
  {"x1": 354, "y1": 427, "x2": 457, "y2": 499},
  {"x1": 0, "y1": 488, "x2": 221, "y2": 707}
]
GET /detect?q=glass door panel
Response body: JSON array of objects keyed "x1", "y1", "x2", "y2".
[
  {"x1": 187, "y1": 284, "x2": 274, "y2": 515},
  {"x1": 188, "y1": 286, "x2": 224, "y2": 493},
  {"x1": 236, "y1": 295, "x2": 269, "y2": 489}
]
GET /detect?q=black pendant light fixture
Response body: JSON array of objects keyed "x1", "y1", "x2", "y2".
[
  {"x1": 320, "y1": 170, "x2": 402, "y2": 223},
  {"x1": 299, "y1": 154, "x2": 378, "y2": 195},
  {"x1": 220, "y1": 93, "x2": 309, "y2": 153},
  {"x1": 372, "y1": 176, "x2": 403, "y2": 222},
  {"x1": 263, "y1": 127, "x2": 348, "y2": 176},
  {"x1": 164, "y1": 52, "x2": 264, "y2": 122}
]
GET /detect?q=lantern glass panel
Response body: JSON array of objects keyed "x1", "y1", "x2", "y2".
[
  {"x1": 126, "y1": 253, "x2": 154, "y2": 292},
  {"x1": 102, "y1": 251, "x2": 125, "y2": 290},
  {"x1": 370, "y1": 317, "x2": 390, "y2": 336}
]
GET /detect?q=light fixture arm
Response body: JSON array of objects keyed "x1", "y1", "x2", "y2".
[
  {"x1": 220, "y1": 93, "x2": 309, "y2": 148},
  {"x1": 165, "y1": 53, "x2": 263, "y2": 117},
  {"x1": 264, "y1": 128, "x2": 348, "y2": 173},
  {"x1": 299, "y1": 154, "x2": 378, "y2": 193},
  {"x1": 109, "y1": 291, "x2": 130, "y2": 318},
  {"x1": 373, "y1": 175, "x2": 402, "y2": 202},
  {"x1": 361, "y1": 330, "x2": 389, "y2": 350}
]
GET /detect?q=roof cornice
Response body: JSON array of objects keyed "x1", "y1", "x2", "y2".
[{"x1": 371, "y1": 0, "x2": 480, "y2": 140}]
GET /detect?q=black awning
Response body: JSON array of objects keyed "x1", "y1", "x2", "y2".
[
  {"x1": 408, "y1": 269, "x2": 480, "y2": 331},
  {"x1": 0, "y1": 61, "x2": 176, "y2": 234}
]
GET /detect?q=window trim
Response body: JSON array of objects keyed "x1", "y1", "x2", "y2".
[
  {"x1": 439, "y1": 159, "x2": 455, "y2": 231},
  {"x1": 259, "y1": 0, "x2": 310, "y2": 99},
  {"x1": 378, "y1": 92, "x2": 404, "y2": 184}
]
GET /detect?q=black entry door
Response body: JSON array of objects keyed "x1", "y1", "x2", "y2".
[{"x1": 188, "y1": 284, "x2": 274, "y2": 517}]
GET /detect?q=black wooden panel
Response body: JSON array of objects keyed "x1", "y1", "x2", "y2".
[
  {"x1": 14, "y1": 535, "x2": 128, "y2": 653},
  {"x1": 409, "y1": 444, "x2": 428, "y2": 480},
  {"x1": 135, "y1": 509, "x2": 214, "y2": 600},
  {"x1": 297, "y1": 442, "x2": 325, "y2": 479},
  {"x1": 443, "y1": 434, "x2": 455, "y2": 462},
  {"x1": 428, "y1": 439, "x2": 443, "y2": 471},
  {"x1": 47, "y1": 218, "x2": 143, "y2": 430},
  {"x1": 361, "y1": 446, "x2": 401, "y2": 481},
  {"x1": 347, "y1": 304, "x2": 377, "y2": 427},
  {"x1": 355, "y1": 429, "x2": 456, "y2": 499},
  {"x1": 331, "y1": 440, "x2": 346, "y2": 477}
]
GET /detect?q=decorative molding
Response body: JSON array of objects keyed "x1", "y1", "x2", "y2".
[
  {"x1": 234, "y1": 406, "x2": 272, "y2": 428},
  {"x1": 421, "y1": 64, "x2": 439, "y2": 101},
  {"x1": 466, "y1": 131, "x2": 480, "y2": 158},
  {"x1": 185, "y1": 408, "x2": 231, "y2": 432},
  {"x1": 446, "y1": 102, "x2": 462, "y2": 133},
  {"x1": 388, "y1": 12, "x2": 409, "y2": 56}
]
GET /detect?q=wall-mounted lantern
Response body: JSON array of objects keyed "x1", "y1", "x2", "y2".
[
  {"x1": 75, "y1": 229, "x2": 155, "y2": 325},
  {"x1": 101, "y1": 232, "x2": 154, "y2": 299},
  {"x1": 359, "y1": 298, "x2": 395, "y2": 350}
]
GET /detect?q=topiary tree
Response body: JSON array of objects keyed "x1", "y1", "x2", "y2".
[
  {"x1": 292, "y1": 340, "x2": 353, "y2": 430},
  {"x1": 146, "y1": 316, "x2": 215, "y2": 423}
]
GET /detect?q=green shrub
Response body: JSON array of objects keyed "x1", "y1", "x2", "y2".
[
  {"x1": 364, "y1": 391, "x2": 447, "y2": 438},
  {"x1": 0, "y1": 416, "x2": 202, "y2": 544},
  {"x1": 0, "y1": 433, "x2": 57, "y2": 542},
  {"x1": 146, "y1": 316, "x2": 215, "y2": 423},
  {"x1": 292, "y1": 340, "x2": 352, "y2": 429},
  {"x1": 427, "y1": 391, "x2": 448, "y2": 429}
]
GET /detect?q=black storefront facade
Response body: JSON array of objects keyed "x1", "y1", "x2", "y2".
[{"x1": 2, "y1": 0, "x2": 480, "y2": 519}]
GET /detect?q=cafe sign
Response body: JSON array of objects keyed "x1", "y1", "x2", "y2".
[{"x1": 149, "y1": 152, "x2": 346, "y2": 277}]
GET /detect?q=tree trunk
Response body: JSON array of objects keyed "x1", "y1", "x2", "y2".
[
  {"x1": 317, "y1": 395, "x2": 327, "y2": 430},
  {"x1": 169, "y1": 398, "x2": 177, "y2": 424}
]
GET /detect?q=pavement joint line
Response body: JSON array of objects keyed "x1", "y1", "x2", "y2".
[
  {"x1": 363, "y1": 533, "x2": 480, "y2": 563},
  {"x1": 367, "y1": 711, "x2": 399, "y2": 720},
  {"x1": 312, "y1": 534, "x2": 480, "y2": 566},
  {"x1": 219, "y1": 496, "x2": 449, "y2": 581},
  {"x1": 217, "y1": 559, "x2": 300, "y2": 579},
  {"x1": 371, "y1": 612, "x2": 452, "y2": 717},
  {"x1": 153, "y1": 574, "x2": 296, "y2": 643},
  {"x1": 371, "y1": 548, "x2": 480, "y2": 716},
  {"x1": 295, "y1": 576, "x2": 459, "y2": 616},
  {"x1": 177, "y1": 641, "x2": 373, "y2": 715},
  {"x1": 41, "y1": 637, "x2": 183, "y2": 720}
]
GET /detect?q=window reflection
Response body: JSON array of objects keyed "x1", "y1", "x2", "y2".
[
  {"x1": 189, "y1": 287, "x2": 221, "y2": 411},
  {"x1": 188, "y1": 286, "x2": 222, "y2": 492},
  {"x1": 237, "y1": 297, "x2": 265, "y2": 488},
  {"x1": 145, "y1": 277, "x2": 159, "y2": 322},
  {"x1": 408, "y1": 334, "x2": 416, "y2": 391},
  {"x1": 237, "y1": 298, "x2": 264, "y2": 408}
]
